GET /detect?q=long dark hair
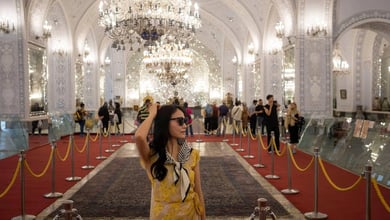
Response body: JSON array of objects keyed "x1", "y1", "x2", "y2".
[{"x1": 150, "y1": 104, "x2": 186, "y2": 181}]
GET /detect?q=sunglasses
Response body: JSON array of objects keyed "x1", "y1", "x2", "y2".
[{"x1": 170, "y1": 117, "x2": 188, "y2": 126}]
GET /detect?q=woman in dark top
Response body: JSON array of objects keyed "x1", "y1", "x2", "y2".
[
  {"x1": 98, "y1": 102, "x2": 110, "y2": 133},
  {"x1": 264, "y1": 95, "x2": 280, "y2": 152},
  {"x1": 114, "y1": 102, "x2": 122, "y2": 134}
]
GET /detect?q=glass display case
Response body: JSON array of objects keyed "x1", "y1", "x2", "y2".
[
  {"x1": 0, "y1": 119, "x2": 29, "y2": 159},
  {"x1": 48, "y1": 112, "x2": 75, "y2": 142},
  {"x1": 298, "y1": 114, "x2": 390, "y2": 187}
]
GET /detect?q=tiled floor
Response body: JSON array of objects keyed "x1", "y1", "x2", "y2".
[{"x1": 37, "y1": 141, "x2": 304, "y2": 219}]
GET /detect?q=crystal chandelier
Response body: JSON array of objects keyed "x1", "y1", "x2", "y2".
[
  {"x1": 98, "y1": 0, "x2": 201, "y2": 50},
  {"x1": 332, "y1": 43, "x2": 350, "y2": 76},
  {"x1": 143, "y1": 40, "x2": 192, "y2": 86}
]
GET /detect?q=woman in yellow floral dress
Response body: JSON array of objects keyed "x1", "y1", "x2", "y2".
[{"x1": 135, "y1": 103, "x2": 206, "y2": 220}]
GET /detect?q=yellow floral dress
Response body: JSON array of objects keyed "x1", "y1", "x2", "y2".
[{"x1": 142, "y1": 148, "x2": 204, "y2": 220}]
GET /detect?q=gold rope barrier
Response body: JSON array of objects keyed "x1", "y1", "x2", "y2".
[
  {"x1": 258, "y1": 133, "x2": 269, "y2": 150},
  {"x1": 56, "y1": 140, "x2": 71, "y2": 162},
  {"x1": 74, "y1": 133, "x2": 88, "y2": 153},
  {"x1": 288, "y1": 147, "x2": 314, "y2": 172},
  {"x1": 272, "y1": 137, "x2": 286, "y2": 156},
  {"x1": 0, "y1": 160, "x2": 20, "y2": 198},
  {"x1": 102, "y1": 125, "x2": 110, "y2": 137},
  {"x1": 372, "y1": 178, "x2": 390, "y2": 213},
  {"x1": 89, "y1": 132, "x2": 99, "y2": 142},
  {"x1": 318, "y1": 158, "x2": 362, "y2": 191},
  {"x1": 248, "y1": 127, "x2": 258, "y2": 140},
  {"x1": 25, "y1": 148, "x2": 54, "y2": 178}
]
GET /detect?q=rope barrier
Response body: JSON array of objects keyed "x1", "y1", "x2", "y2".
[
  {"x1": 248, "y1": 127, "x2": 258, "y2": 140},
  {"x1": 272, "y1": 137, "x2": 286, "y2": 157},
  {"x1": 74, "y1": 133, "x2": 88, "y2": 153},
  {"x1": 25, "y1": 148, "x2": 54, "y2": 178},
  {"x1": 102, "y1": 125, "x2": 110, "y2": 137},
  {"x1": 89, "y1": 132, "x2": 99, "y2": 142},
  {"x1": 318, "y1": 158, "x2": 363, "y2": 191},
  {"x1": 56, "y1": 140, "x2": 71, "y2": 162},
  {"x1": 288, "y1": 146, "x2": 314, "y2": 172},
  {"x1": 258, "y1": 133, "x2": 269, "y2": 151},
  {"x1": 372, "y1": 178, "x2": 390, "y2": 213},
  {"x1": 0, "y1": 160, "x2": 20, "y2": 198}
]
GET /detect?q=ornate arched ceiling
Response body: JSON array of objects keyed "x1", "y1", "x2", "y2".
[{"x1": 44, "y1": 0, "x2": 295, "y2": 61}]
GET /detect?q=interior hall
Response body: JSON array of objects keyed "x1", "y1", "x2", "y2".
[{"x1": 1, "y1": 0, "x2": 390, "y2": 219}]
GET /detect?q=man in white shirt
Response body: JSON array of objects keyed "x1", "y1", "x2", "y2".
[{"x1": 231, "y1": 101, "x2": 243, "y2": 135}]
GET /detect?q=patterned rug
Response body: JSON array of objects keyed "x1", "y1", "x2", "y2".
[{"x1": 50, "y1": 156, "x2": 290, "y2": 218}]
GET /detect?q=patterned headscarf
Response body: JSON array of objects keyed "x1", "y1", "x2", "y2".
[{"x1": 165, "y1": 141, "x2": 192, "y2": 201}]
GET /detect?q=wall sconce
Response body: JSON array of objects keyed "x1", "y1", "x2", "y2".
[
  {"x1": 42, "y1": 20, "x2": 52, "y2": 39},
  {"x1": 268, "y1": 39, "x2": 283, "y2": 55},
  {"x1": 232, "y1": 55, "x2": 238, "y2": 65},
  {"x1": 104, "y1": 56, "x2": 111, "y2": 66},
  {"x1": 53, "y1": 41, "x2": 66, "y2": 56},
  {"x1": 306, "y1": 23, "x2": 327, "y2": 37},
  {"x1": 247, "y1": 54, "x2": 256, "y2": 65},
  {"x1": 0, "y1": 17, "x2": 16, "y2": 34},
  {"x1": 332, "y1": 43, "x2": 349, "y2": 76},
  {"x1": 248, "y1": 43, "x2": 255, "y2": 54},
  {"x1": 275, "y1": 21, "x2": 285, "y2": 38},
  {"x1": 82, "y1": 40, "x2": 92, "y2": 65},
  {"x1": 84, "y1": 41, "x2": 90, "y2": 57}
]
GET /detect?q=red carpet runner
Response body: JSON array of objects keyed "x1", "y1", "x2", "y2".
[{"x1": 1, "y1": 133, "x2": 389, "y2": 219}]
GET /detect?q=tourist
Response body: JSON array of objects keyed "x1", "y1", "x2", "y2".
[
  {"x1": 284, "y1": 102, "x2": 300, "y2": 153},
  {"x1": 135, "y1": 103, "x2": 206, "y2": 220},
  {"x1": 264, "y1": 94, "x2": 280, "y2": 152}
]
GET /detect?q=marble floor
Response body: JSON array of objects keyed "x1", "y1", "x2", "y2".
[{"x1": 37, "y1": 141, "x2": 304, "y2": 220}]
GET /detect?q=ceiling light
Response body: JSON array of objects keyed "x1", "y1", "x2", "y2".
[{"x1": 98, "y1": 0, "x2": 201, "y2": 49}]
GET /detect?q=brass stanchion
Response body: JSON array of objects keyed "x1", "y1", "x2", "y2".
[
  {"x1": 12, "y1": 151, "x2": 36, "y2": 220},
  {"x1": 281, "y1": 143, "x2": 299, "y2": 194},
  {"x1": 96, "y1": 131, "x2": 107, "y2": 160},
  {"x1": 105, "y1": 127, "x2": 116, "y2": 153},
  {"x1": 236, "y1": 120, "x2": 244, "y2": 151},
  {"x1": 230, "y1": 119, "x2": 239, "y2": 146},
  {"x1": 265, "y1": 132, "x2": 280, "y2": 179},
  {"x1": 65, "y1": 134, "x2": 81, "y2": 181},
  {"x1": 244, "y1": 122, "x2": 254, "y2": 158},
  {"x1": 81, "y1": 130, "x2": 94, "y2": 169},
  {"x1": 253, "y1": 126, "x2": 265, "y2": 168},
  {"x1": 365, "y1": 164, "x2": 372, "y2": 220},
  {"x1": 258, "y1": 198, "x2": 277, "y2": 220},
  {"x1": 119, "y1": 116, "x2": 129, "y2": 143},
  {"x1": 44, "y1": 142, "x2": 63, "y2": 198},
  {"x1": 52, "y1": 200, "x2": 82, "y2": 220},
  {"x1": 196, "y1": 116, "x2": 203, "y2": 143},
  {"x1": 304, "y1": 147, "x2": 328, "y2": 219},
  {"x1": 222, "y1": 116, "x2": 229, "y2": 142}
]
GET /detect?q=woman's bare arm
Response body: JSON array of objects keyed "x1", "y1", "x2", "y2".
[{"x1": 134, "y1": 103, "x2": 157, "y2": 164}]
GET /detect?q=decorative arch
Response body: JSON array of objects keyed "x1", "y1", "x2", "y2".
[{"x1": 334, "y1": 10, "x2": 390, "y2": 41}]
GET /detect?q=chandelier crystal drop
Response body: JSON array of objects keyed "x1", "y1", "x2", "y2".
[{"x1": 98, "y1": 0, "x2": 201, "y2": 49}]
